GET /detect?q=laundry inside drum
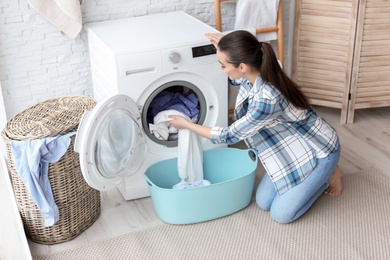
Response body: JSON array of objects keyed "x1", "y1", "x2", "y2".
[{"x1": 143, "y1": 82, "x2": 206, "y2": 146}]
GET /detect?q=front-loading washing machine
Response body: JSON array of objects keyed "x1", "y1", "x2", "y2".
[{"x1": 75, "y1": 11, "x2": 228, "y2": 200}]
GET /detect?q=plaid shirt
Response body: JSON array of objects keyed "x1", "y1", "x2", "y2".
[{"x1": 210, "y1": 77, "x2": 339, "y2": 195}]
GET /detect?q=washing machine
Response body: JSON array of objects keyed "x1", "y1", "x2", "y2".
[{"x1": 75, "y1": 11, "x2": 228, "y2": 200}]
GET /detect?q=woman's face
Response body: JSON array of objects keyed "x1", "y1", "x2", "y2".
[{"x1": 216, "y1": 50, "x2": 243, "y2": 80}]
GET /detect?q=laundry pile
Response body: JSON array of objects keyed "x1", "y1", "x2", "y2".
[
  {"x1": 147, "y1": 90, "x2": 199, "y2": 137},
  {"x1": 149, "y1": 109, "x2": 210, "y2": 190}
]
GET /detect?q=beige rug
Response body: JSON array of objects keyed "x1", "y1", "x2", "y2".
[{"x1": 33, "y1": 168, "x2": 390, "y2": 260}]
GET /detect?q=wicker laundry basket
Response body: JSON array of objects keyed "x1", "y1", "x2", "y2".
[{"x1": 2, "y1": 96, "x2": 101, "y2": 245}]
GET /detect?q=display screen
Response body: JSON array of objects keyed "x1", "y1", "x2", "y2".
[{"x1": 192, "y1": 44, "x2": 216, "y2": 58}]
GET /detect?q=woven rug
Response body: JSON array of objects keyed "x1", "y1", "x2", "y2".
[{"x1": 33, "y1": 168, "x2": 390, "y2": 260}]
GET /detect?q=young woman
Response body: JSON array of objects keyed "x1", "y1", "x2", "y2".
[{"x1": 169, "y1": 30, "x2": 342, "y2": 224}]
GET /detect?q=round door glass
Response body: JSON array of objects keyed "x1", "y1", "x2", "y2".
[{"x1": 94, "y1": 108, "x2": 146, "y2": 178}]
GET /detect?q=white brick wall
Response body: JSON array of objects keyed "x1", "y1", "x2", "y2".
[{"x1": 0, "y1": 0, "x2": 294, "y2": 120}]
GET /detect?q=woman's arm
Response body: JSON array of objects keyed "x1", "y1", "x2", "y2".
[{"x1": 168, "y1": 115, "x2": 212, "y2": 140}]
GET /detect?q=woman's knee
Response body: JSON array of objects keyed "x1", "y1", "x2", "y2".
[
  {"x1": 255, "y1": 173, "x2": 276, "y2": 211},
  {"x1": 255, "y1": 195, "x2": 271, "y2": 211},
  {"x1": 269, "y1": 209, "x2": 295, "y2": 224},
  {"x1": 256, "y1": 192, "x2": 299, "y2": 223},
  {"x1": 255, "y1": 185, "x2": 274, "y2": 211}
]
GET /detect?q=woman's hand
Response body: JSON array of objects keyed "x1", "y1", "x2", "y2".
[
  {"x1": 205, "y1": 33, "x2": 224, "y2": 49},
  {"x1": 169, "y1": 115, "x2": 213, "y2": 140},
  {"x1": 168, "y1": 115, "x2": 192, "y2": 130}
]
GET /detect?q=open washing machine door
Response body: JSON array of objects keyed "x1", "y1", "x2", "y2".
[{"x1": 74, "y1": 94, "x2": 147, "y2": 191}]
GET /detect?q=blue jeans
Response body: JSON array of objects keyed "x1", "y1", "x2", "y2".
[{"x1": 255, "y1": 148, "x2": 341, "y2": 224}]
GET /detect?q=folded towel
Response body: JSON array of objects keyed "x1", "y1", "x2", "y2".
[
  {"x1": 27, "y1": 0, "x2": 83, "y2": 38},
  {"x1": 234, "y1": 0, "x2": 280, "y2": 42},
  {"x1": 10, "y1": 132, "x2": 76, "y2": 226}
]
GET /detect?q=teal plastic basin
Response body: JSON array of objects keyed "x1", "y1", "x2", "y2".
[{"x1": 144, "y1": 148, "x2": 258, "y2": 224}]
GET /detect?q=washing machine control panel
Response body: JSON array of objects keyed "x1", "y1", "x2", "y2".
[
  {"x1": 169, "y1": 51, "x2": 182, "y2": 64},
  {"x1": 162, "y1": 43, "x2": 217, "y2": 70},
  {"x1": 192, "y1": 44, "x2": 216, "y2": 58}
]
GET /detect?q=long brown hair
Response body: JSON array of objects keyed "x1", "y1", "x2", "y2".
[{"x1": 218, "y1": 30, "x2": 310, "y2": 109}]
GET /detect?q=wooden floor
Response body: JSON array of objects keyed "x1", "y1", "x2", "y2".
[{"x1": 28, "y1": 106, "x2": 390, "y2": 256}]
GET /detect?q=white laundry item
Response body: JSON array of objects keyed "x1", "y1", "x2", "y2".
[
  {"x1": 27, "y1": 0, "x2": 83, "y2": 39},
  {"x1": 149, "y1": 110, "x2": 207, "y2": 188},
  {"x1": 149, "y1": 109, "x2": 183, "y2": 140},
  {"x1": 173, "y1": 179, "x2": 211, "y2": 190},
  {"x1": 149, "y1": 123, "x2": 170, "y2": 140},
  {"x1": 234, "y1": 0, "x2": 280, "y2": 42},
  {"x1": 176, "y1": 117, "x2": 204, "y2": 183}
]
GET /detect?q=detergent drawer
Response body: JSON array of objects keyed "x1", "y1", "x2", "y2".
[{"x1": 117, "y1": 51, "x2": 163, "y2": 78}]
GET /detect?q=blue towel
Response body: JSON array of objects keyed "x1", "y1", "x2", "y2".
[{"x1": 10, "y1": 132, "x2": 76, "y2": 226}]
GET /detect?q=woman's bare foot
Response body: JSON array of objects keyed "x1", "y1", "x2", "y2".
[{"x1": 324, "y1": 165, "x2": 343, "y2": 197}]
